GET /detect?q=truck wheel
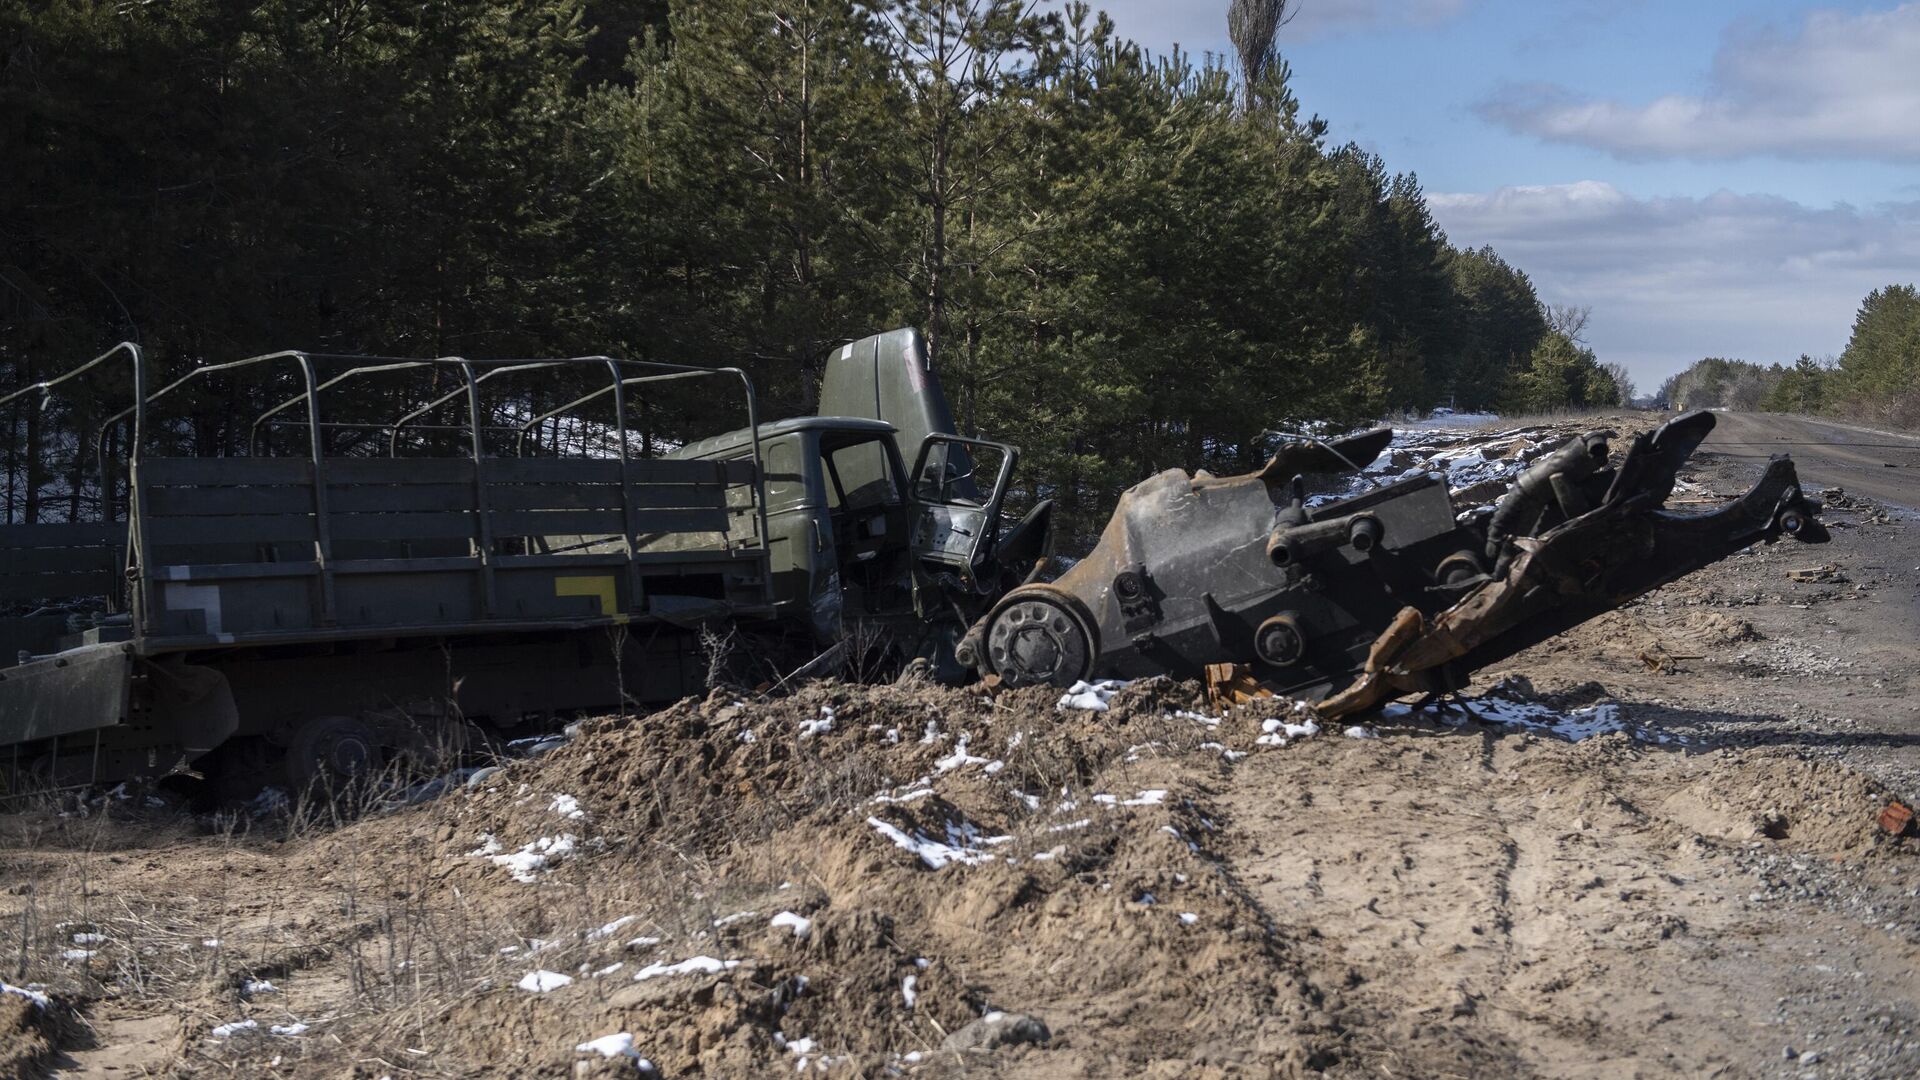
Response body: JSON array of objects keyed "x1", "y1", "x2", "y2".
[
  {"x1": 286, "y1": 715, "x2": 383, "y2": 792},
  {"x1": 986, "y1": 594, "x2": 1094, "y2": 688}
]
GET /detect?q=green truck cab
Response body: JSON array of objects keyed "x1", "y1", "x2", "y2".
[{"x1": 673, "y1": 328, "x2": 1049, "y2": 673}]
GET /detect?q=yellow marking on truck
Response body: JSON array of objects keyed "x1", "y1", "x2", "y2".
[{"x1": 555, "y1": 575, "x2": 619, "y2": 618}]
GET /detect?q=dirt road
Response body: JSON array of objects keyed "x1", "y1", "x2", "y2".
[
  {"x1": 5, "y1": 409, "x2": 1918, "y2": 1079},
  {"x1": 1704, "y1": 411, "x2": 1920, "y2": 513}
]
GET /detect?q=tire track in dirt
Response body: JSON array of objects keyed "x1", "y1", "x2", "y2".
[{"x1": 1218, "y1": 730, "x2": 1920, "y2": 1078}]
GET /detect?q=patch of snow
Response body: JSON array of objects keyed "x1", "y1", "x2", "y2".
[
  {"x1": 1173, "y1": 709, "x2": 1222, "y2": 727},
  {"x1": 61, "y1": 949, "x2": 96, "y2": 961},
  {"x1": 1056, "y1": 679, "x2": 1128, "y2": 712},
  {"x1": 901, "y1": 974, "x2": 918, "y2": 1008},
  {"x1": 577, "y1": 1032, "x2": 641, "y2": 1060},
  {"x1": 270, "y1": 1022, "x2": 308, "y2": 1036},
  {"x1": 481, "y1": 834, "x2": 578, "y2": 883},
  {"x1": 517, "y1": 970, "x2": 573, "y2": 993},
  {"x1": 70, "y1": 932, "x2": 107, "y2": 945},
  {"x1": 548, "y1": 794, "x2": 586, "y2": 820},
  {"x1": 738, "y1": 728, "x2": 758, "y2": 743},
  {"x1": 1121, "y1": 789, "x2": 1169, "y2": 806},
  {"x1": 1047, "y1": 818, "x2": 1091, "y2": 833},
  {"x1": 627, "y1": 935, "x2": 663, "y2": 949},
  {"x1": 799, "y1": 706, "x2": 834, "y2": 738},
  {"x1": 588, "y1": 915, "x2": 636, "y2": 941},
  {"x1": 633, "y1": 956, "x2": 743, "y2": 982},
  {"x1": 211, "y1": 1019, "x2": 258, "y2": 1038},
  {"x1": 934, "y1": 733, "x2": 991, "y2": 773},
  {"x1": 1343, "y1": 725, "x2": 1380, "y2": 739},
  {"x1": 1385, "y1": 695, "x2": 1631, "y2": 743},
  {"x1": 242, "y1": 978, "x2": 277, "y2": 995},
  {"x1": 1179, "y1": 912, "x2": 1199, "y2": 925},
  {"x1": 870, "y1": 786, "x2": 934, "y2": 805},
  {"x1": 1261, "y1": 716, "x2": 1321, "y2": 739},
  {"x1": 593, "y1": 963, "x2": 624, "y2": 978},
  {"x1": 770, "y1": 912, "x2": 813, "y2": 939},
  {"x1": 712, "y1": 911, "x2": 759, "y2": 928},
  {"x1": 867, "y1": 816, "x2": 1008, "y2": 870},
  {"x1": 1, "y1": 982, "x2": 51, "y2": 1009}
]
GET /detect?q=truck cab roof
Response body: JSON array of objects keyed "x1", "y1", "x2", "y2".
[{"x1": 670, "y1": 416, "x2": 898, "y2": 460}]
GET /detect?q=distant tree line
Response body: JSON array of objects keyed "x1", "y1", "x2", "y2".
[
  {"x1": 1656, "y1": 284, "x2": 1920, "y2": 428},
  {"x1": 2, "y1": 0, "x2": 1612, "y2": 538}
]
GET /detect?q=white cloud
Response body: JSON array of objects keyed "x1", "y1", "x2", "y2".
[
  {"x1": 1081, "y1": 0, "x2": 1469, "y2": 52},
  {"x1": 1428, "y1": 182, "x2": 1920, "y2": 382},
  {"x1": 1480, "y1": 4, "x2": 1920, "y2": 161}
]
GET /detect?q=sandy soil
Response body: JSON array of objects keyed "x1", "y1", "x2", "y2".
[{"x1": 4, "y1": 410, "x2": 1917, "y2": 1079}]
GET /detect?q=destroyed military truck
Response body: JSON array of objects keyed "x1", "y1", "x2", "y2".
[{"x1": 0, "y1": 329, "x2": 1048, "y2": 792}]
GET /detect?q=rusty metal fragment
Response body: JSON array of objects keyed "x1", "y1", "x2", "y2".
[
  {"x1": 1204, "y1": 663, "x2": 1273, "y2": 710},
  {"x1": 1878, "y1": 802, "x2": 1915, "y2": 837}
]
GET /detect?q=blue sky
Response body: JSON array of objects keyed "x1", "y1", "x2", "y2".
[{"x1": 1081, "y1": 0, "x2": 1920, "y2": 391}]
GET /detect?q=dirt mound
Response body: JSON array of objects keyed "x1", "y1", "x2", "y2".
[
  {"x1": 1667, "y1": 610, "x2": 1764, "y2": 646},
  {"x1": 1, "y1": 990, "x2": 60, "y2": 1077},
  {"x1": 10, "y1": 662, "x2": 1918, "y2": 1078},
  {"x1": 247, "y1": 677, "x2": 1348, "y2": 1076},
  {"x1": 1654, "y1": 748, "x2": 1898, "y2": 855}
]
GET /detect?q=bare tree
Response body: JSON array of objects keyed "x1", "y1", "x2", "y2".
[
  {"x1": 1601, "y1": 361, "x2": 1635, "y2": 406},
  {"x1": 1546, "y1": 303, "x2": 1591, "y2": 344},
  {"x1": 1228, "y1": 0, "x2": 1293, "y2": 111}
]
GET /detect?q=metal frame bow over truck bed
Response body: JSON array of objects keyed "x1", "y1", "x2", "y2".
[{"x1": 1, "y1": 344, "x2": 779, "y2": 790}]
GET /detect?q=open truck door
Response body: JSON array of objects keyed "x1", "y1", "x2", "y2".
[{"x1": 908, "y1": 434, "x2": 1017, "y2": 591}]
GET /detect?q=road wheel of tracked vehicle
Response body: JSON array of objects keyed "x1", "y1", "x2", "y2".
[
  {"x1": 986, "y1": 594, "x2": 1094, "y2": 688},
  {"x1": 286, "y1": 714, "x2": 383, "y2": 794}
]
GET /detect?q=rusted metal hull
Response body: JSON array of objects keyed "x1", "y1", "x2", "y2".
[{"x1": 967, "y1": 412, "x2": 1828, "y2": 715}]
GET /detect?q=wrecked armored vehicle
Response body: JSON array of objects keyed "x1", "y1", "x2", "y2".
[{"x1": 961, "y1": 411, "x2": 1827, "y2": 716}]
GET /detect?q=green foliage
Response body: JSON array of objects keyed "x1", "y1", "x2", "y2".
[
  {"x1": 1503, "y1": 331, "x2": 1618, "y2": 413},
  {"x1": 3, "y1": 0, "x2": 1593, "y2": 537},
  {"x1": 1833, "y1": 284, "x2": 1920, "y2": 425},
  {"x1": 1760, "y1": 356, "x2": 1832, "y2": 414}
]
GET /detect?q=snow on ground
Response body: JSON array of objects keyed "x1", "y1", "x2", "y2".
[
  {"x1": 633, "y1": 956, "x2": 743, "y2": 982},
  {"x1": 576, "y1": 1032, "x2": 649, "y2": 1066},
  {"x1": 867, "y1": 816, "x2": 1011, "y2": 870},
  {"x1": 470, "y1": 833, "x2": 578, "y2": 883},
  {"x1": 1056, "y1": 679, "x2": 1129, "y2": 711},
  {"x1": 517, "y1": 970, "x2": 573, "y2": 993},
  {"x1": 933, "y1": 734, "x2": 991, "y2": 772},
  {"x1": 799, "y1": 706, "x2": 835, "y2": 738},
  {"x1": 210, "y1": 1019, "x2": 258, "y2": 1038},
  {"x1": 2, "y1": 982, "x2": 51, "y2": 1009},
  {"x1": 1383, "y1": 694, "x2": 1632, "y2": 743},
  {"x1": 586, "y1": 915, "x2": 636, "y2": 941},
  {"x1": 769, "y1": 911, "x2": 813, "y2": 939}
]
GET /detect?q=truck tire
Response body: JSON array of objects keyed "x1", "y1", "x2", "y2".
[{"x1": 286, "y1": 714, "x2": 383, "y2": 792}]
